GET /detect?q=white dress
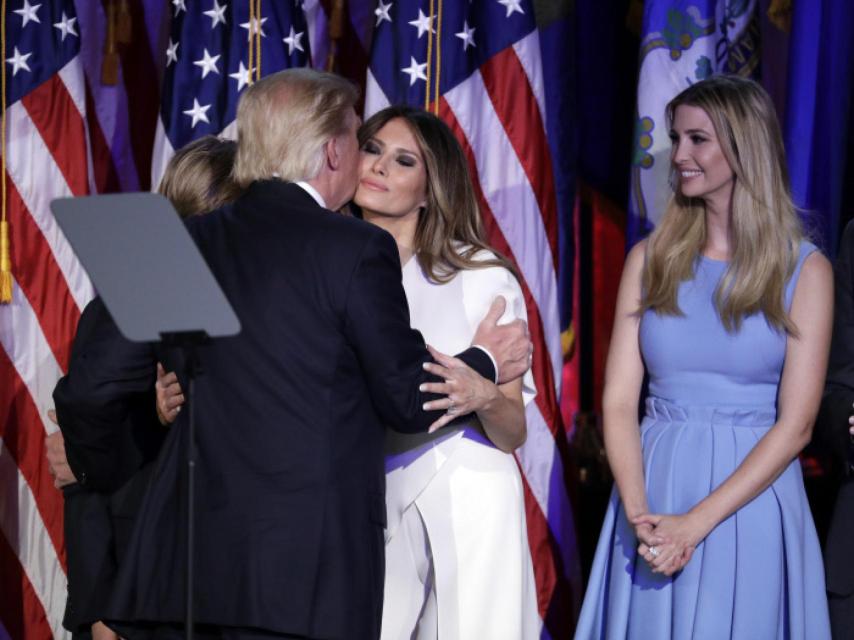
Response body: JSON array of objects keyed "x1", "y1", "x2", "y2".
[{"x1": 381, "y1": 250, "x2": 539, "y2": 640}]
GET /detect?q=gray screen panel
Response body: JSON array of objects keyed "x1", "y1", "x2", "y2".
[{"x1": 51, "y1": 193, "x2": 240, "y2": 342}]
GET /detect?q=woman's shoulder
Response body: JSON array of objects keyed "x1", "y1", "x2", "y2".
[
  {"x1": 457, "y1": 246, "x2": 516, "y2": 282},
  {"x1": 785, "y1": 239, "x2": 831, "y2": 309},
  {"x1": 627, "y1": 238, "x2": 648, "y2": 261},
  {"x1": 456, "y1": 243, "x2": 498, "y2": 263},
  {"x1": 796, "y1": 238, "x2": 823, "y2": 260},
  {"x1": 789, "y1": 246, "x2": 833, "y2": 320},
  {"x1": 798, "y1": 244, "x2": 831, "y2": 280},
  {"x1": 793, "y1": 239, "x2": 829, "y2": 278},
  {"x1": 622, "y1": 238, "x2": 648, "y2": 277}
]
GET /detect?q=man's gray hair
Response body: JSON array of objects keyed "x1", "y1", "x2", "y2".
[{"x1": 232, "y1": 68, "x2": 359, "y2": 187}]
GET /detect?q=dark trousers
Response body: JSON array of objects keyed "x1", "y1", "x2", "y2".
[
  {"x1": 110, "y1": 623, "x2": 310, "y2": 640},
  {"x1": 826, "y1": 481, "x2": 854, "y2": 640}
]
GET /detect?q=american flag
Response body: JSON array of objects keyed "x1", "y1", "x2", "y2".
[
  {"x1": 365, "y1": 1, "x2": 580, "y2": 636},
  {"x1": 151, "y1": 0, "x2": 310, "y2": 187},
  {"x1": 2, "y1": 1, "x2": 93, "y2": 638},
  {"x1": 1, "y1": 1, "x2": 579, "y2": 636}
]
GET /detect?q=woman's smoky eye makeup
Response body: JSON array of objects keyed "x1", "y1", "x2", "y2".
[
  {"x1": 362, "y1": 140, "x2": 380, "y2": 154},
  {"x1": 360, "y1": 135, "x2": 420, "y2": 167}
]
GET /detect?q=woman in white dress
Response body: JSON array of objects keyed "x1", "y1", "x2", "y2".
[{"x1": 354, "y1": 106, "x2": 539, "y2": 640}]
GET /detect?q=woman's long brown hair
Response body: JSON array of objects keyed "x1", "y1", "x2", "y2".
[{"x1": 358, "y1": 106, "x2": 515, "y2": 282}]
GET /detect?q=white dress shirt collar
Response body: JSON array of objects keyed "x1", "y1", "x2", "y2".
[{"x1": 294, "y1": 181, "x2": 327, "y2": 210}]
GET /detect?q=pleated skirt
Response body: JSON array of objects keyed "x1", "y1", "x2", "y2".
[{"x1": 575, "y1": 397, "x2": 831, "y2": 640}]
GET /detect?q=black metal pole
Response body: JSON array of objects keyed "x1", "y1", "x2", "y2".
[
  {"x1": 185, "y1": 347, "x2": 198, "y2": 640},
  {"x1": 160, "y1": 331, "x2": 207, "y2": 640}
]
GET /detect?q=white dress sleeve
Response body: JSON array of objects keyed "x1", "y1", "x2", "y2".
[{"x1": 460, "y1": 256, "x2": 537, "y2": 407}]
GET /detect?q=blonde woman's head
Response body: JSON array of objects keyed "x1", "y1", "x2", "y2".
[
  {"x1": 158, "y1": 135, "x2": 238, "y2": 217},
  {"x1": 666, "y1": 75, "x2": 793, "y2": 226},
  {"x1": 643, "y1": 75, "x2": 803, "y2": 334}
]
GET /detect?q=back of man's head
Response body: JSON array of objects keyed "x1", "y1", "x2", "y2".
[{"x1": 232, "y1": 68, "x2": 359, "y2": 189}]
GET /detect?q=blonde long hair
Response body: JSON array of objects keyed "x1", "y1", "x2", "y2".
[
  {"x1": 358, "y1": 106, "x2": 513, "y2": 282},
  {"x1": 641, "y1": 75, "x2": 803, "y2": 334}
]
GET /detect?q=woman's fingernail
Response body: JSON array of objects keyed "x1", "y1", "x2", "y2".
[{"x1": 419, "y1": 384, "x2": 426, "y2": 392}]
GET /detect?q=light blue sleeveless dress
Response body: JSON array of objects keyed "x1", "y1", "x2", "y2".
[{"x1": 575, "y1": 242, "x2": 831, "y2": 639}]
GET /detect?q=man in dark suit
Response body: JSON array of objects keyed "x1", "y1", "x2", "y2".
[
  {"x1": 816, "y1": 219, "x2": 854, "y2": 640},
  {"x1": 52, "y1": 69, "x2": 531, "y2": 640}
]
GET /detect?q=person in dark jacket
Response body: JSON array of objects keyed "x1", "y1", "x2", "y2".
[{"x1": 816, "y1": 218, "x2": 854, "y2": 640}]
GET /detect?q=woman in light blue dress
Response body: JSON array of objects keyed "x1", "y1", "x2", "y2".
[{"x1": 575, "y1": 76, "x2": 833, "y2": 639}]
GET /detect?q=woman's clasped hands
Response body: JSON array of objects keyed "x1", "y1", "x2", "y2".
[{"x1": 631, "y1": 511, "x2": 712, "y2": 577}]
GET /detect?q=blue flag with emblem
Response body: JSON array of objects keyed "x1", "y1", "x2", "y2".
[{"x1": 628, "y1": 0, "x2": 760, "y2": 244}]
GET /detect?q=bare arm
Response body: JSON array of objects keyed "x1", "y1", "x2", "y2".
[
  {"x1": 637, "y1": 252, "x2": 834, "y2": 574},
  {"x1": 601, "y1": 242, "x2": 650, "y2": 521},
  {"x1": 477, "y1": 377, "x2": 525, "y2": 452}
]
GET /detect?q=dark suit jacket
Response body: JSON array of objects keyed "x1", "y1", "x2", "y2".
[
  {"x1": 816, "y1": 219, "x2": 854, "y2": 598},
  {"x1": 55, "y1": 181, "x2": 495, "y2": 640},
  {"x1": 53, "y1": 297, "x2": 167, "y2": 633}
]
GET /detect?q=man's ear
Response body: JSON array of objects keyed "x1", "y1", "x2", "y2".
[{"x1": 325, "y1": 136, "x2": 340, "y2": 171}]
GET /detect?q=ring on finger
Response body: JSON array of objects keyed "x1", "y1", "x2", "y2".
[
  {"x1": 648, "y1": 546, "x2": 660, "y2": 558},
  {"x1": 446, "y1": 401, "x2": 457, "y2": 416}
]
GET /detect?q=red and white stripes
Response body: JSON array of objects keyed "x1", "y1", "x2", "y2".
[{"x1": 1, "y1": 56, "x2": 97, "y2": 640}]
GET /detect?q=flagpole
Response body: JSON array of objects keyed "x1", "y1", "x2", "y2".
[{"x1": 0, "y1": 0, "x2": 12, "y2": 304}]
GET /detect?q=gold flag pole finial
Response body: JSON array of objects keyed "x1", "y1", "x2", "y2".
[
  {"x1": 767, "y1": 0, "x2": 792, "y2": 33},
  {"x1": 247, "y1": 0, "x2": 255, "y2": 84},
  {"x1": 247, "y1": 0, "x2": 262, "y2": 82},
  {"x1": 1, "y1": 0, "x2": 12, "y2": 303},
  {"x1": 102, "y1": 1, "x2": 120, "y2": 85},
  {"x1": 434, "y1": 0, "x2": 442, "y2": 116},
  {"x1": 424, "y1": 0, "x2": 434, "y2": 111},
  {"x1": 325, "y1": 0, "x2": 345, "y2": 72},
  {"x1": 117, "y1": 0, "x2": 132, "y2": 44},
  {"x1": 254, "y1": 0, "x2": 262, "y2": 80}
]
